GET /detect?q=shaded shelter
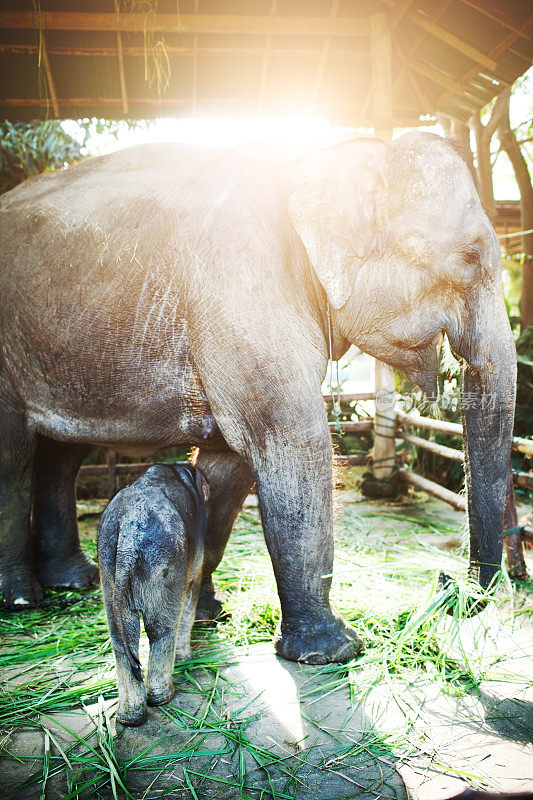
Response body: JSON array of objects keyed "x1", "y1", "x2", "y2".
[{"x1": 0, "y1": 0, "x2": 531, "y2": 133}]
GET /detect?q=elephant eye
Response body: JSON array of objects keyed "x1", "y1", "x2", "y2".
[{"x1": 463, "y1": 248, "x2": 480, "y2": 266}]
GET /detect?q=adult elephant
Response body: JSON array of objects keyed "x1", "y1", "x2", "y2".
[{"x1": 0, "y1": 133, "x2": 516, "y2": 663}]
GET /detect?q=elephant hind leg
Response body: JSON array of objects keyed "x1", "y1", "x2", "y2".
[
  {"x1": 32, "y1": 436, "x2": 99, "y2": 589},
  {"x1": 0, "y1": 391, "x2": 41, "y2": 607},
  {"x1": 143, "y1": 592, "x2": 182, "y2": 707},
  {"x1": 193, "y1": 449, "x2": 253, "y2": 621}
]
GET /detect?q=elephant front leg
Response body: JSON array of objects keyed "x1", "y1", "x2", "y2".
[
  {"x1": 193, "y1": 450, "x2": 253, "y2": 621},
  {"x1": 251, "y1": 432, "x2": 363, "y2": 665},
  {"x1": 32, "y1": 437, "x2": 99, "y2": 589}
]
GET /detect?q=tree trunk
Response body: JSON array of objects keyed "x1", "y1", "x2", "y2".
[
  {"x1": 470, "y1": 114, "x2": 496, "y2": 222},
  {"x1": 498, "y1": 91, "x2": 533, "y2": 330},
  {"x1": 468, "y1": 91, "x2": 509, "y2": 224},
  {"x1": 450, "y1": 118, "x2": 475, "y2": 179}
]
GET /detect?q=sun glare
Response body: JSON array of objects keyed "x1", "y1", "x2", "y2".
[
  {"x1": 63, "y1": 110, "x2": 520, "y2": 199},
  {"x1": 71, "y1": 114, "x2": 365, "y2": 158}
]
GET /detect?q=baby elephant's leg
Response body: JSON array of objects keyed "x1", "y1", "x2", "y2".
[
  {"x1": 104, "y1": 598, "x2": 146, "y2": 726},
  {"x1": 144, "y1": 593, "x2": 181, "y2": 706},
  {"x1": 175, "y1": 577, "x2": 202, "y2": 662},
  {"x1": 114, "y1": 650, "x2": 147, "y2": 726}
]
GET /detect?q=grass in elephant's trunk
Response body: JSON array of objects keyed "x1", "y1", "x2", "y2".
[{"x1": 0, "y1": 489, "x2": 532, "y2": 799}]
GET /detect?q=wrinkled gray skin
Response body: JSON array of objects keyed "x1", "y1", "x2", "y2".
[
  {"x1": 98, "y1": 463, "x2": 208, "y2": 726},
  {"x1": 0, "y1": 133, "x2": 516, "y2": 663}
]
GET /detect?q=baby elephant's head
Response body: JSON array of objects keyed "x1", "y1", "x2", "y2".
[{"x1": 169, "y1": 462, "x2": 210, "y2": 505}]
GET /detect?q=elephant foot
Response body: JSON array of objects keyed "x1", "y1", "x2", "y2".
[
  {"x1": 36, "y1": 549, "x2": 99, "y2": 589},
  {"x1": 275, "y1": 608, "x2": 363, "y2": 665},
  {"x1": 116, "y1": 706, "x2": 148, "y2": 727},
  {"x1": 147, "y1": 687, "x2": 175, "y2": 707},
  {"x1": 175, "y1": 647, "x2": 192, "y2": 662},
  {"x1": 438, "y1": 572, "x2": 489, "y2": 617},
  {"x1": 0, "y1": 567, "x2": 44, "y2": 608},
  {"x1": 195, "y1": 581, "x2": 228, "y2": 622}
]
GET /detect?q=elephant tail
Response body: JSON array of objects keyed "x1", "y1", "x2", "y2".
[{"x1": 112, "y1": 546, "x2": 143, "y2": 682}]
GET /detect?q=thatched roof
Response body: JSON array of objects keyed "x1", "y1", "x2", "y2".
[{"x1": 0, "y1": 1, "x2": 531, "y2": 125}]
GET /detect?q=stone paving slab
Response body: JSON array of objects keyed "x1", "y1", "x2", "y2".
[{"x1": 115, "y1": 644, "x2": 408, "y2": 800}]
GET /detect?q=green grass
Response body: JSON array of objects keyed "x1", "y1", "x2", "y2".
[{"x1": 1, "y1": 492, "x2": 532, "y2": 798}]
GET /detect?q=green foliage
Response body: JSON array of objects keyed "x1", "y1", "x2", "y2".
[
  {"x1": 0, "y1": 118, "x2": 151, "y2": 196},
  {"x1": 0, "y1": 120, "x2": 86, "y2": 195},
  {"x1": 502, "y1": 254, "x2": 523, "y2": 321}
]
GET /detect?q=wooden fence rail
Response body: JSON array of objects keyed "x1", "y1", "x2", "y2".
[
  {"x1": 397, "y1": 408, "x2": 531, "y2": 579},
  {"x1": 79, "y1": 452, "x2": 376, "y2": 477},
  {"x1": 77, "y1": 374, "x2": 532, "y2": 577},
  {"x1": 398, "y1": 470, "x2": 466, "y2": 512},
  {"x1": 397, "y1": 409, "x2": 533, "y2": 456},
  {"x1": 398, "y1": 431, "x2": 464, "y2": 462}
]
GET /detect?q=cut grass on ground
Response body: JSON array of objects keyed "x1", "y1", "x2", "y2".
[{"x1": 0, "y1": 493, "x2": 532, "y2": 798}]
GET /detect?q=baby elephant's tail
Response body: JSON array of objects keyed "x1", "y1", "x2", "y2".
[{"x1": 112, "y1": 566, "x2": 143, "y2": 682}]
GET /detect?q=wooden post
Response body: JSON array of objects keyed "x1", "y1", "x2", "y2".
[
  {"x1": 116, "y1": 31, "x2": 128, "y2": 115},
  {"x1": 370, "y1": 12, "x2": 393, "y2": 139},
  {"x1": 192, "y1": 0, "x2": 199, "y2": 113},
  {"x1": 113, "y1": 0, "x2": 128, "y2": 115},
  {"x1": 107, "y1": 449, "x2": 117, "y2": 501},
  {"x1": 372, "y1": 360, "x2": 396, "y2": 480},
  {"x1": 503, "y1": 472, "x2": 528, "y2": 580},
  {"x1": 449, "y1": 117, "x2": 475, "y2": 176},
  {"x1": 369, "y1": 13, "x2": 396, "y2": 477},
  {"x1": 368, "y1": 13, "x2": 395, "y2": 487}
]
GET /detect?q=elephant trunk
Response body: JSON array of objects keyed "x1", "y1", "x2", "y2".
[{"x1": 449, "y1": 294, "x2": 516, "y2": 589}]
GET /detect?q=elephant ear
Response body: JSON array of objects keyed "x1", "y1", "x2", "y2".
[{"x1": 288, "y1": 140, "x2": 387, "y2": 309}]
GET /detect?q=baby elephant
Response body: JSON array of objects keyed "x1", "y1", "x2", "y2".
[{"x1": 98, "y1": 463, "x2": 209, "y2": 726}]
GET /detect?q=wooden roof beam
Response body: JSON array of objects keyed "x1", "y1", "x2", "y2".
[
  {"x1": 378, "y1": 0, "x2": 497, "y2": 71},
  {"x1": 394, "y1": 44, "x2": 434, "y2": 113},
  {"x1": 0, "y1": 96, "x2": 433, "y2": 126},
  {"x1": 410, "y1": 18, "x2": 496, "y2": 71},
  {"x1": 390, "y1": 2, "x2": 451, "y2": 116},
  {"x1": 391, "y1": 0, "x2": 416, "y2": 30},
  {"x1": 436, "y1": 12, "x2": 533, "y2": 107},
  {"x1": 0, "y1": 97, "x2": 422, "y2": 112},
  {"x1": 0, "y1": 11, "x2": 371, "y2": 37},
  {"x1": 0, "y1": 43, "x2": 371, "y2": 59},
  {"x1": 459, "y1": 0, "x2": 530, "y2": 40},
  {"x1": 407, "y1": 55, "x2": 492, "y2": 96},
  {"x1": 399, "y1": 0, "x2": 454, "y2": 60}
]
